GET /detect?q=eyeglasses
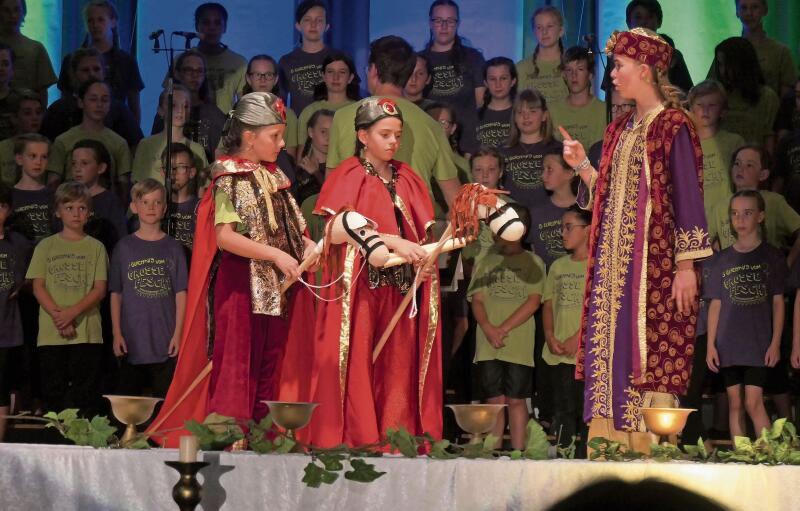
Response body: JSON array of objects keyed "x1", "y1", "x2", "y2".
[
  {"x1": 430, "y1": 17, "x2": 458, "y2": 27},
  {"x1": 249, "y1": 71, "x2": 276, "y2": 80},
  {"x1": 437, "y1": 119, "x2": 453, "y2": 127},
  {"x1": 561, "y1": 223, "x2": 588, "y2": 233}
]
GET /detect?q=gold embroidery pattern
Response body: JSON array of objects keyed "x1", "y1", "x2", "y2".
[
  {"x1": 338, "y1": 245, "x2": 357, "y2": 403},
  {"x1": 622, "y1": 385, "x2": 644, "y2": 431},
  {"x1": 587, "y1": 109, "x2": 660, "y2": 427},
  {"x1": 419, "y1": 273, "x2": 439, "y2": 409},
  {"x1": 587, "y1": 124, "x2": 642, "y2": 419},
  {"x1": 214, "y1": 160, "x2": 305, "y2": 316},
  {"x1": 674, "y1": 226, "x2": 712, "y2": 262}
]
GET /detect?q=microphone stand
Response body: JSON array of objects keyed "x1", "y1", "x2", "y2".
[{"x1": 149, "y1": 31, "x2": 195, "y2": 235}]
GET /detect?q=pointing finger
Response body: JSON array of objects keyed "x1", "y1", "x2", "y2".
[{"x1": 558, "y1": 125, "x2": 573, "y2": 141}]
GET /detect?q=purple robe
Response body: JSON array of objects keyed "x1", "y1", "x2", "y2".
[{"x1": 576, "y1": 106, "x2": 712, "y2": 431}]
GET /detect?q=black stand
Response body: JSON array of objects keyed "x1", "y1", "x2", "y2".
[
  {"x1": 164, "y1": 461, "x2": 210, "y2": 511},
  {"x1": 149, "y1": 30, "x2": 195, "y2": 235}
]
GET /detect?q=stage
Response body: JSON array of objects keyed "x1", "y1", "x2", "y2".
[{"x1": 1, "y1": 443, "x2": 798, "y2": 510}]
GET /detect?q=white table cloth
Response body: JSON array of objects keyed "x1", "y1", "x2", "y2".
[{"x1": 1, "y1": 443, "x2": 798, "y2": 510}]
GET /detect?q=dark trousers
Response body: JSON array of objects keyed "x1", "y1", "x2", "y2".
[
  {"x1": 116, "y1": 358, "x2": 177, "y2": 398},
  {"x1": 38, "y1": 343, "x2": 103, "y2": 417},
  {"x1": 549, "y1": 362, "x2": 586, "y2": 448},
  {"x1": 682, "y1": 334, "x2": 708, "y2": 444},
  {"x1": 533, "y1": 312, "x2": 553, "y2": 423}
]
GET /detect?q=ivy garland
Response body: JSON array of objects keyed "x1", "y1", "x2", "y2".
[{"x1": 7, "y1": 412, "x2": 800, "y2": 489}]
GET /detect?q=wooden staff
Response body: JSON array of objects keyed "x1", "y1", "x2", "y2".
[
  {"x1": 147, "y1": 362, "x2": 213, "y2": 434},
  {"x1": 372, "y1": 223, "x2": 453, "y2": 362},
  {"x1": 280, "y1": 240, "x2": 322, "y2": 293},
  {"x1": 382, "y1": 237, "x2": 467, "y2": 268}
]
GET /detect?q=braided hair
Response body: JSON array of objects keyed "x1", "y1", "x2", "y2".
[{"x1": 529, "y1": 6, "x2": 565, "y2": 79}]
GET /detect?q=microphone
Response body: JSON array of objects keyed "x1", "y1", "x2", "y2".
[
  {"x1": 148, "y1": 29, "x2": 164, "y2": 40},
  {"x1": 174, "y1": 31, "x2": 198, "y2": 39}
]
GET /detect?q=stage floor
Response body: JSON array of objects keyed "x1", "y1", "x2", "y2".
[{"x1": 1, "y1": 443, "x2": 798, "y2": 510}]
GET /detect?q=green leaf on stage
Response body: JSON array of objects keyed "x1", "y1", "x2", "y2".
[
  {"x1": 185, "y1": 414, "x2": 243, "y2": 451},
  {"x1": 429, "y1": 439, "x2": 457, "y2": 460},
  {"x1": 483, "y1": 434, "x2": 499, "y2": 452},
  {"x1": 318, "y1": 453, "x2": 345, "y2": 471},
  {"x1": 344, "y1": 458, "x2": 385, "y2": 483},
  {"x1": 683, "y1": 438, "x2": 710, "y2": 461},
  {"x1": 523, "y1": 420, "x2": 550, "y2": 460},
  {"x1": 387, "y1": 427, "x2": 418, "y2": 458},
  {"x1": 509, "y1": 449, "x2": 523, "y2": 460},
  {"x1": 302, "y1": 462, "x2": 339, "y2": 488}
]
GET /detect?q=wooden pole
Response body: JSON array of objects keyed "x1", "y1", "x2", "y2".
[{"x1": 372, "y1": 223, "x2": 453, "y2": 363}]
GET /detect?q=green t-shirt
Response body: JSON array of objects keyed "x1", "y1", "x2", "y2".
[
  {"x1": 461, "y1": 223, "x2": 494, "y2": 263},
  {"x1": 467, "y1": 247, "x2": 545, "y2": 367},
  {"x1": 203, "y1": 48, "x2": 247, "y2": 114},
  {"x1": 48, "y1": 126, "x2": 132, "y2": 184},
  {"x1": 542, "y1": 255, "x2": 587, "y2": 366},
  {"x1": 515, "y1": 57, "x2": 568, "y2": 108},
  {"x1": 131, "y1": 134, "x2": 209, "y2": 184},
  {"x1": 326, "y1": 96, "x2": 458, "y2": 194},
  {"x1": 708, "y1": 189, "x2": 800, "y2": 250},
  {"x1": 0, "y1": 33, "x2": 57, "y2": 92},
  {"x1": 0, "y1": 137, "x2": 16, "y2": 186},
  {"x1": 300, "y1": 193, "x2": 325, "y2": 242},
  {"x1": 700, "y1": 130, "x2": 743, "y2": 220},
  {"x1": 213, "y1": 187, "x2": 246, "y2": 234},
  {"x1": 297, "y1": 100, "x2": 354, "y2": 148},
  {"x1": 551, "y1": 97, "x2": 607, "y2": 150},
  {"x1": 720, "y1": 86, "x2": 779, "y2": 146},
  {"x1": 25, "y1": 234, "x2": 108, "y2": 346},
  {"x1": 749, "y1": 36, "x2": 798, "y2": 98}
]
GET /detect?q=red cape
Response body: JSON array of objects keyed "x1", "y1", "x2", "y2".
[
  {"x1": 147, "y1": 159, "x2": 316, "y2": 447},
  {"x1": 308, "y1": 157, "x2": 443, "y2": 446}
]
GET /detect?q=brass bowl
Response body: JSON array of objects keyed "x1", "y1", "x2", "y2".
[
  {"x1": 103, "y1": 395, "x2": 163, "y2": 446},
  {"x1": 447, "y1": 404, "x2": 506, "y2": 443},
  {"x1": 262, "y1": 401, "x2": 318, "y2": 433},
  {"x1": 641, "y1": 407, "x2": 696, "y2": 437}
]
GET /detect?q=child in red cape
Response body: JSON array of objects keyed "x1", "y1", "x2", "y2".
[
  {"x1": 147, "y1": 92, "x2": 317, "y2": 447},
  {"x1": 308, "y1": 97, "x2": 443, "y2": 447}
]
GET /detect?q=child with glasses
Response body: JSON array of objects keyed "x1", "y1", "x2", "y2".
[
  {"x1": 133, "y1": 85, "x2": 208, "y2": 187},
  {"x1": 420, "y1": 0, "x2": 485, "y2": 155},
  {"x1": 542, "y1": 205, "x2": 590, "y2": 450}
]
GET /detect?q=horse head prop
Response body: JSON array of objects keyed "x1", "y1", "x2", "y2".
[
  {"x1": 450, "y1": 183, "x2": 525, "y2": 241},
  {"x1": 323, "y1": 208, "x2": 390, "y2": 267}
]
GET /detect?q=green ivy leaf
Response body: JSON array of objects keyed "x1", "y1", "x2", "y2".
[
  {"x1": 344, "y1": 458, "x2": 385, "y2": 483},
  {"x1": 509, "y1": 449, "x2": 522, "y2": 460},
  {"x1": 302, "y1": 462, "x2": 339, "y2": 488},
  {"x1": 523, "y1": 420, "x2": 550, "y2": 460},
  {"x1": 126, "y1": 437, "x2": 151, "y2": 450},
  {"x1": 318, "y1": 453, "x2": 345, "y2": 471},
  {"x1": 87, "y1": 416, "x2": 117, "y2": 448},
  {"x1": 429, "y1": 439, "x2": 457, "y2": 460},
  {"x1": 483, "y1": 434, "x2": 499, "y2": 452},
  {"x1": 387, "y1": 427, "x2": 418, "y2": 458}
]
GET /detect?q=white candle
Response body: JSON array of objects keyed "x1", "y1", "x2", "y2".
[{"x1": 179, "y1": 435, "x2": 199, "y2": 463}]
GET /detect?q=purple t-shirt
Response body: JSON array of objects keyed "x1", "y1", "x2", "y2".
[
  {"x1": 109, "y1": 234, "x2": 188, "y2": 365},
  {"x1": 500, "y1": 139, "x2": 562, "y2": 220},
  {"x1": 0, "y1": 231, "x2": 31, "y2": 347},
  {"x1": 10, "y1": 187, "x2": 54, "y2": 243},
  {"x1": 475, "y1": 107, "x2": 512, "y2": 149},
  {"x1": 706, "y1": 242, "x2": 787, "y2": 367},
  {"x1": 528, "y1": 197, "x2": 568, "y2": 267},
  {"x1": 168, "y1": 197, "x2": 199, "y2": 251},
  {"x1": 420, "y1": 46, "x2": 485, "y2": 154},
  {"x1": 278, "y1": 46, "x2": 333, "y2": 114}
]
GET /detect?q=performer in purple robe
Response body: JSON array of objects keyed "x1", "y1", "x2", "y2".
[{"x1": 561, "y1": 28, "x2": 712, "y2": 435}]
